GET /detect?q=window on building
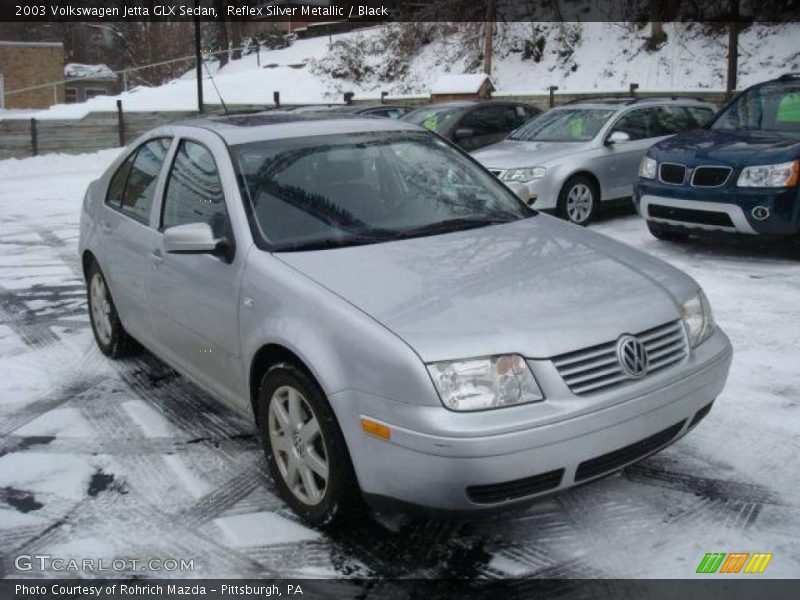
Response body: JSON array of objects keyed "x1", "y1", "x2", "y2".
[
  {"x1": 65, "y1": 88, "x2": 78, "y2": 103},
  {"x1": 85, "y1": 88, "x2": 108, "y2": 99}
]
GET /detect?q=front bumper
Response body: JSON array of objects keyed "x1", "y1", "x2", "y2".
[
  {"x1": 635, "y1": 182, "x2": 800, "y2": 236},
  {"x1": 331, "y1": 328, "x2": 732, "y2": 513},
  {"x1": 489, "y1": 169, "x2": 559, "y2": 211}
]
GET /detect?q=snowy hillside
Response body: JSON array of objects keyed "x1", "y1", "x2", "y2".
[{"x1": 4, "y1": 21, "x2": 799, "y2": 121}]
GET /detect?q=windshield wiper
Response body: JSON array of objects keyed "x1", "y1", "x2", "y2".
[
  {"x1": 395, "y1": 216, "x2": 518, "y2": 239},
  {"x1": 274, "y1": 233, "x2": 392, "y2": 252}
]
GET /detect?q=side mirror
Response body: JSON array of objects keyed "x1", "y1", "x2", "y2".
[
  {"x1": 505, "y1": 182, "x2": 530, "y2": 204},
  {"x1": 454, "y1": 127, "x2": 475, "y2": 140},
  {"x1": 606, "y1": 131, "x2": 631, "y2": 145},
  {"x1": 163, "y1": 223, "x2": 221, "y2": 255}
]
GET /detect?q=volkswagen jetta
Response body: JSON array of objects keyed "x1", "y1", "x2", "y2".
[{"x1": 79, "y1": 113, "x2": 732, "y2": 525}]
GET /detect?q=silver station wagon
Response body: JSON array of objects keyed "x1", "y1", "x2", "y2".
[
  {"x1": 80, "y1": 113, "x2": 732, "y2": 525},
  {"x1": 473, "y1": 97, "x2": 715, "y2": 225}
]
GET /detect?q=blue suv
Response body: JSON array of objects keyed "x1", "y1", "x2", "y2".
[{"x1": 635, "y1": 74, "x2": 800, "y2": 241}]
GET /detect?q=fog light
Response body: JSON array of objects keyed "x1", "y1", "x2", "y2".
[
  {"x1": 752, "y1": 206, "x2": 770, "y2": 220},
  {"x1": 360, "y1": 418, "x2": 391, "y2": 440}
]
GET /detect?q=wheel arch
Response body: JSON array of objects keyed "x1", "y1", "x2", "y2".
[
  {"x1": 248, "y1": 343, "x2": 320, "y2": 423},
  {"x1": 561, "y1": 169, "x2": 602, "y2": 199}
]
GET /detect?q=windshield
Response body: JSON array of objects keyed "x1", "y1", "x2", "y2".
[
  {"x1": 509, "y1": 108, "x2": 616, "y2": 142},
  {"x1": 712, "y1": 82, "x2": 800, "y2": 136},
  {"x1": 232, "y1": 131, "x2": 534, "y2": 252},
  {"x1": 403, "y1": 106, "x2": 463, "y2": 133}
]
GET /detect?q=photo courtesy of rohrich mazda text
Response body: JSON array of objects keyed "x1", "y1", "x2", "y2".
[{"x1": 80, "y1": 114, "x2": 730, "y2": 525}]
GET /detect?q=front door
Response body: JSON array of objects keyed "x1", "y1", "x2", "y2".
[
  {"x1": 146, "y1": 137, "x2": 245, "y2": 406},
  {"x1": 600, "y1": 107, "x2": 668, "y2": 199}
]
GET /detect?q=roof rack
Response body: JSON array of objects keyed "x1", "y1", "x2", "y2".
[{"x1": 566, "y1": 95, "x2": 711, "y2": 106}]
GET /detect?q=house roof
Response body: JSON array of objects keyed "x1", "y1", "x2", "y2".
[
  {"x1": 431, "y1": 73, "x2": 494, "y2": 95},
  {"x1": 64, "y1": 63, "x2": 117, "y2": 82}
]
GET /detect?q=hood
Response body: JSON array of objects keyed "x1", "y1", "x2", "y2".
[
  {"x1": 276, "y1": 217, "x2": 697, "y2": 363},
  {"x1": 472, "y1": 140, "x2": 589, "y2": 169},
  {"x1": 649, "y1": 128, "x2": 800, "y2": 167}
]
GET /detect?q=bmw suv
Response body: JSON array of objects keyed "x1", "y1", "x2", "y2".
[{"x1": 636, "y1": 74, "x2": 800, "y2": 241}]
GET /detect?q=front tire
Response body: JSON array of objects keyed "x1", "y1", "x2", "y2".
[
  {"x1": 558, "y1": 175, "x2": 600, "y2": 225},
  {"x1": 257, "y1": 363, "x2": 363, "y2": 527},
  {"x1": 86, "y1": 262, "x2": 137, "y2": 357}
]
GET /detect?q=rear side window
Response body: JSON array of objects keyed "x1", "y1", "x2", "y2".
[
  {"x1": 461, "y1": 106, "x2": 513, "y2": 135},
  {"x1": 653, "y1": 105, "x2": 695, "y2": 135},
  {"x1": 106, "y1": 154, "x2": 135, "y2": 208},
  {"x1": 119, "y1": 138, "x2": 171, "y2": 224},
  {"x1": 162, "y1": 140, "x2": 230, "y2": 238},
  {"x1": 686, "y1": 106, "x2": 714, "y2": 127}
]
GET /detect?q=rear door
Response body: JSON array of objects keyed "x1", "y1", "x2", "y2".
[
  {"x1": 146, "y1": 135, "x2": 246, "y2": 406},
  {"x1": 98, "y1": 137, "x2": 172, "y2": 344}
]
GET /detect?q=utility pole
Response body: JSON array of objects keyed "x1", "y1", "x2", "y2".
[
  {"x1": 726, "y1": 0, "x2": 740, "y2": 100},
  {"x1": 483, "y1": 0, "x2": 495, "y2": 75},
  {"x1": 194, "y1": 2, "x2": 204, "y2": 113}
]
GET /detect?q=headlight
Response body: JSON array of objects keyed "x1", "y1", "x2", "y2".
[
  {"x1": 680, "y1": 291, "x2": 715, "y2": 348},
  {"x1": 427, "y1": 355, "x2": 544, "y2": 411},
  {"x1": 639, "y1": 156, "x2": 658, "y2": 179},
  {"x1": 737, "y1": 160, "x2": 798, "y2": 188},
  {"x1": 501, "y1": 167, "x2": 546, "y2": 182}
]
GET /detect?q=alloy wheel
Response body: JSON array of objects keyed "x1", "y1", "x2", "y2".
[
  {"x1": 268, "y1": 385, "x2": 329, "y2": 506},
  {"x1": 89, "y1": 273, "x2": 113, "y2": 345},
  {"x1": 566, "y1": 183, "x2": 594, "y2": 224}
]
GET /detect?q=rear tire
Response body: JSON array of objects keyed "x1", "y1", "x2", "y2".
[
  {"x1": 647, "y1": 220, "x2": 689, "y2": 242},
  {"x1": 257, "y1": 362, "x2": 364, "y2": 527},
  {"x1": 86, "y1": 262, "x2": 137, "y2": 358},
  {"x1": 558, "y1": 175, "x2": 600, "y2": 226}
]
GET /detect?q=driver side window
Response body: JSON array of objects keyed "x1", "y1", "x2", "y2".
[{"x1": 161, "y1": 140, "x2": 230, "y2": 239}]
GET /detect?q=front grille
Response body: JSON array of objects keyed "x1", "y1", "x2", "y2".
[
  {"x1": 649, "y1": 204, "x2": 734, "y2": 227},
  {"x1": 659, "y1": 162, "x2": 687, "y2": 185},
  {"x1": 552, "y1": 320, "x2": 688, "y2": 396},
  {"x1": 466, "y1": 468, "x2": 564, "y2": 504},
  {"x1": 574, "y1": 421, "x2": 685, "y2": 482},
  {"x1": 691, "y1": 166, "x2": 732, "y2": 187}
]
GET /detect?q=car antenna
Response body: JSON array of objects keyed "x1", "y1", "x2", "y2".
[{"x1": 202, "y1": 57, "x2": 229, "y2": 115}]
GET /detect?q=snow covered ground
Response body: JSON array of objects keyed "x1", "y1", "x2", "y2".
[
  {"x1": 0, "y1": 150, "x2": 799, "y2": 579},
  {"x1": 2, "y1": 22, "x2": 798, "y2": 121}
]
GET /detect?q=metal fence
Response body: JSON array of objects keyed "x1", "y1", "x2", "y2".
[{"x1": 0, "y1": 89, "x2": 730, "y2": 161}]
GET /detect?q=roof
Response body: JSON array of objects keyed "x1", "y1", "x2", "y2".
[
  {"x1": 0, "y1": 40, "x2": 63, "y2": 48},
  {"x1": 64, "y1": 63, "x2": 117, "y2": 81},
  {"x1": 179, "y1": 112, "x2": 423, "y2": 145},
  {"x1": 565, "y1": 95, "x2": 715, "y2": 107},
  {"x1": 431, "y1": 73, "x2": 494, "y2": 95}
]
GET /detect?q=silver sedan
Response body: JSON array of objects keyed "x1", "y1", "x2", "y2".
[
  {"x1": 80, "y1": 114, "x2": 731, "y2": 525},
  {"x1": 473, "y1": 98, "x2": 715, "y2": 225}
]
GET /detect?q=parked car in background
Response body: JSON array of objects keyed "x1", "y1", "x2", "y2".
[
  {"x1": 80, "y1": 113, "x2": 731, "y2": 526},
  {"x1": 636, "y1": 74, "x2": 800, "y2": 241},
  {"x1": 289, "y1": 104, "x2": 412, "y2": 119},
  {"x1": 402, "y1": 100, "x2": 541, "y2": 151},
  {"x1": 473, "y1": 97, "x2": 716, "y2": 225}
]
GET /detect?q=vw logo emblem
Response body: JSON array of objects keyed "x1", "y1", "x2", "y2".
[{"x1": 617, "y1": 335, "x2": 649, "y2": 378}]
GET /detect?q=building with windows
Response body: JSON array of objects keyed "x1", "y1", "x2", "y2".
[{"x1": 64, "y1": 63, "x2": 119, "y2": 103}]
